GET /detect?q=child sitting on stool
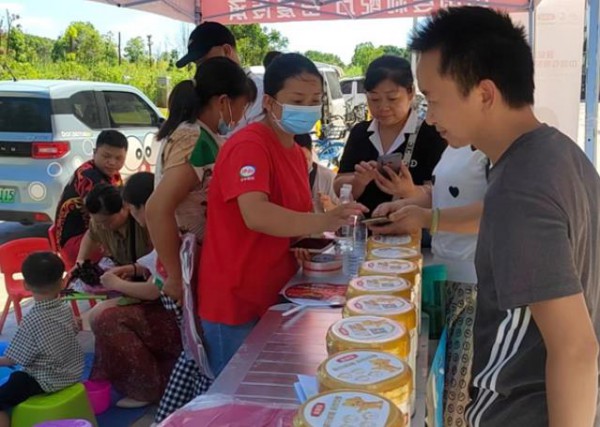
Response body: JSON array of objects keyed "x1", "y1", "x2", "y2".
[{"x1": 0, "y1": 252, "x2": 84, "y2": 427}]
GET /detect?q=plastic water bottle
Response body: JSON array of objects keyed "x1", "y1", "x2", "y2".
[
  {"x1": 338, "y1": 184, "x2": 354, "y2": 252},
  {"x1": 337, "y1": 184, "x2": 366, "y2": 278}
]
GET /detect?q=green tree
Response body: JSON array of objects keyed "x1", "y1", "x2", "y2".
[
  {"x1": 304, "y1": 50, "x2": 345, "y2": 68},
  {"x1": 7, "y1": 25, "x2": 26, "y2": 61},
  {"x1": 27, "y1": 34, "x2": 54, "y2": 63},
  {"x1": 102, "y1": 32, "x2": 118, "y2": 65},
  {"x1": 380, "y1": 45, "x2": 410, "y2": 60},
  {"x1": 52, "y1": 22, "x2": 108, "y2": 65},
  {"x1": 124, "y1": 36, "x2": 145, "y2": 63},
  {"x1": 351, "y1": 42, "x2": 385, "y2": 74},
  {"x1": 228, "y1": 24, "x2": 288, "y2": 67}
]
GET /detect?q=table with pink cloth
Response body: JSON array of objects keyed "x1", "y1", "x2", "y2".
[{"x1": 159, "y1": 299, "x2": 429, "y2": 427}]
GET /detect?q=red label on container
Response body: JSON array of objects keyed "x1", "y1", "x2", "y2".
[
  {"x1": 311, "y1": 403, "x2": 326, "y2": 417},
  {"x1": 337, "y1": 353, "x2": 358, "y2": 363}
]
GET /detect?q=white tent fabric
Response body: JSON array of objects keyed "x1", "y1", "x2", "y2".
[{"x1": 91, "y1": 0, "x2": 532, "y2": 25}]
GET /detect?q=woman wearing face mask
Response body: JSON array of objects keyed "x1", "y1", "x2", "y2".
[
  {"x1": 146, "y1": 57, "x2": 255, "y2": 306},
  {"x1": 334, "y1": 55, "x2": 446, "y2": 215},
  {"x1": 198, "y1": 53, "x2": 366, "y2": 376}
]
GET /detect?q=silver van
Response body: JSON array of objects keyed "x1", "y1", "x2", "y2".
[{"x1": 0, "y1": 80, "x2": 163, "y2": 224}]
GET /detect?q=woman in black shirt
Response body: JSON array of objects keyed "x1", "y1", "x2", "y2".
[{"x1": 335, "y1": 55, "x2": 446, "y2": 215}]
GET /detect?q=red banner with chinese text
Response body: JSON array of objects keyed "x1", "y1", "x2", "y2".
[{"x1": 202, "y1": 0, "x2": 531, "y2": 24}]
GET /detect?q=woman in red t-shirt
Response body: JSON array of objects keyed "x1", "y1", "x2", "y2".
[{"x1": 199, "y1": 53, "x2": 367, "y2": 376}]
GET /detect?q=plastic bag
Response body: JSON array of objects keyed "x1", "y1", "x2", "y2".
[
  {"x1": 159, "y1": 394, "x2": 297, "y2": 427},
  {"x1": 179, "y1": 233, "x2": 214, "y2": 379}
]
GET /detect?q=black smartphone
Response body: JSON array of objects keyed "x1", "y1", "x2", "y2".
[
  {"x1": 290, "y1": 238, "x2": 336, "y2": 253},
  {"x1": 377, "y1": 152, "x2": 404, "y2": 178},
  {"x1": 361, "y1": 216, "x2": 393, "y2": 226}
]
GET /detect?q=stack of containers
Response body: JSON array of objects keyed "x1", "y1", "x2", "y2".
[{"x1": 293, "y1": 233, "x2": 422, "y2": 426}]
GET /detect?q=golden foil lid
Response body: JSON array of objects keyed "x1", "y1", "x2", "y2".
[
  {"x1": 368, "y1": 234, "x2": 419, "y2": 250},
  {"x1": 317, "y1": 350, "x2": 412, "y2": 405},
  {"x1": 359, "y1": 259, "x2": 418, "y2": 280},
  {"x1": 326, "y1": 315, "x2": 410, "y2": 359},
  {"x1": 343, "y1": 295, "x2": 417, "y2": 331},
  {"x1": 367, "y1": 246, "x2": 423, "y2": 270},
  {"x1": 347, "y1": 276, "x2": 412, "y2": 300},
  {"x1": 293, "y1": 390, "x2": 405, "y2": 427}
]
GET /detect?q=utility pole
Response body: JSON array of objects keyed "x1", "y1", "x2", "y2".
[
  {"x1": 118, "y1": 32, "x2": 122, "y2": 65},
  {"x1": 147, "y1": 34, "x2": 153, "y2": 65}
]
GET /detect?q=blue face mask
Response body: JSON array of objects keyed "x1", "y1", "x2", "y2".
[
  {"x1": 272, "y1": 102, "x2": 322, "y2": 135},
  {"x1": 217, "y1": 99, "x2": 234, "y2": 136}
]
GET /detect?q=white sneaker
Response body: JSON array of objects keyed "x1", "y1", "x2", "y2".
[{"x1": 115, "y1": 397, "x2": 150, "y2": 409}]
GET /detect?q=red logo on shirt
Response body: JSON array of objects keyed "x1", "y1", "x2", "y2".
[{"x1": 239, "y1": 165, "x2": 256, "y2": 181}]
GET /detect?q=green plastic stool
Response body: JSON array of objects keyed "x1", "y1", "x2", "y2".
[
  {"x1": 12, "y1": 383, "x2": 98, "y2": 427},
  {"x1": 422, "y1": 264, "x2": 448, "y2": 339}
]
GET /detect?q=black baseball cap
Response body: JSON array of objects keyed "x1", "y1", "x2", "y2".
[{"x1": 176, "y1": 22, "x2": 237, "y2": 68}]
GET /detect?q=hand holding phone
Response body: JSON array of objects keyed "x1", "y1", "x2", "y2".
[
  {"x1": 377, "y1": 153, "x2": 404, "y2": 177},
  {"x1": 361, "y1": 216, "x2": 393, "y2": 226}
]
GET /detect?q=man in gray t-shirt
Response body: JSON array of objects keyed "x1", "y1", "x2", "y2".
[
  {"x1": 470, "y1": 125, "x2": 600, "y2": 426},
  {"x1": 410, "y1": 6, "x2": 600, "y2": 427}
]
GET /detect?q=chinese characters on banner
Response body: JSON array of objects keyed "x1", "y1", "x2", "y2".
[{"x1": 203, "y1": 0, "x2": 529, "y2": 24}]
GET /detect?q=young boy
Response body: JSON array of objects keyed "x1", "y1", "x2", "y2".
[
  {"x1": 0, "y1": 252, "x2": 84, "y2": 427},
  {"x1": 55, "y1": 130, "x2": 128, "y2": 266}
]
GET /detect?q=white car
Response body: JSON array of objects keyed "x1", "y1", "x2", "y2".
[
  {"x1": 341, "y1": 76, "x2": 367, "y2": 111},
  {"x1": 0, "y1": 80, "x2": 163, "y2": 224}
]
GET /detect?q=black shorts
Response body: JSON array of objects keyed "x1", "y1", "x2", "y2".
[{"x1": 0, "y1": 371, "x2": 44, "y2": 411}]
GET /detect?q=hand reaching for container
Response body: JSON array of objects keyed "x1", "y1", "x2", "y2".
[{"x1": 323, "y1": 202, "x2": 368, "y2": 233}]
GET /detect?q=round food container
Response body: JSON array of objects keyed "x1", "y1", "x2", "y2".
[
  {"x1": 359, "y1": 259, "x2": 419, "y2": 285},
  {"x1": 368, "y1": 234, "x2": 419, "y2": 250},
  {"x1": 302, "y1": 254, "x2": 342, "y2": 278},
  {"x1": 367, "y1": 246, "x2": 423, "y2": 270},
  {"x1": 317, "y1": 350, "x2": 412, "y2": 423},
  {"x1": 293, "y1": 390, "x2": 405, "y2": 427},
  {"x1": 343, "y1": 295, "x2": 416, "y2": 331},
  {"x1": 342, "y1": 295, "x2": 418, "y2": 410},
  {"x1": 326, "y1": 315, "x2": 409, "y2": 359},
  {"x1": 346, "y1": 275, "x2": 413, "y2": 300}
]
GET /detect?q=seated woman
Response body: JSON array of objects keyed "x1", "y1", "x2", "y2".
[
  {"x1": 89, "y1": 172, "x2": 182, "y2": 409},
  {"x1": 77, "y1": 182, "x2": 153, "y2": 327},
  {"x1": 334, "y1": 55, "x2": 447, "y2": 215},
  {"x1": 76, "y1": 183, "x2": 152, "y2": 268},
  {"x1": 198, "y1": 53, "x2": 366, "y2": 377}
]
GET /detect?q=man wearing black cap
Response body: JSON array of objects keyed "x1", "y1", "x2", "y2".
[{"x1": 177, "y1": 21, "x2": 264, "y2": 132}]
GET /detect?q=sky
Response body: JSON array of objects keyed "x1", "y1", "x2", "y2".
[{"x1": 1, "y1": 0, "x2": 415, "y2": 64}]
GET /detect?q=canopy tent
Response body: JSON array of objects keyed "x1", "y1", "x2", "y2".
[
  {"x1": 90, "y1": 0, "x2": 599, "y2": 167},
  {"x1": 90, "y1": 0, "x2": 533, "y2": 25}
]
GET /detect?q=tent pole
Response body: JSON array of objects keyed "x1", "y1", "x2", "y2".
[
  {"x1": 528, "y1": 0, "x2": 536, "y2": 49},
  {"x1": 585, "y1": 0, "x2": 600, "y2": 167}
]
